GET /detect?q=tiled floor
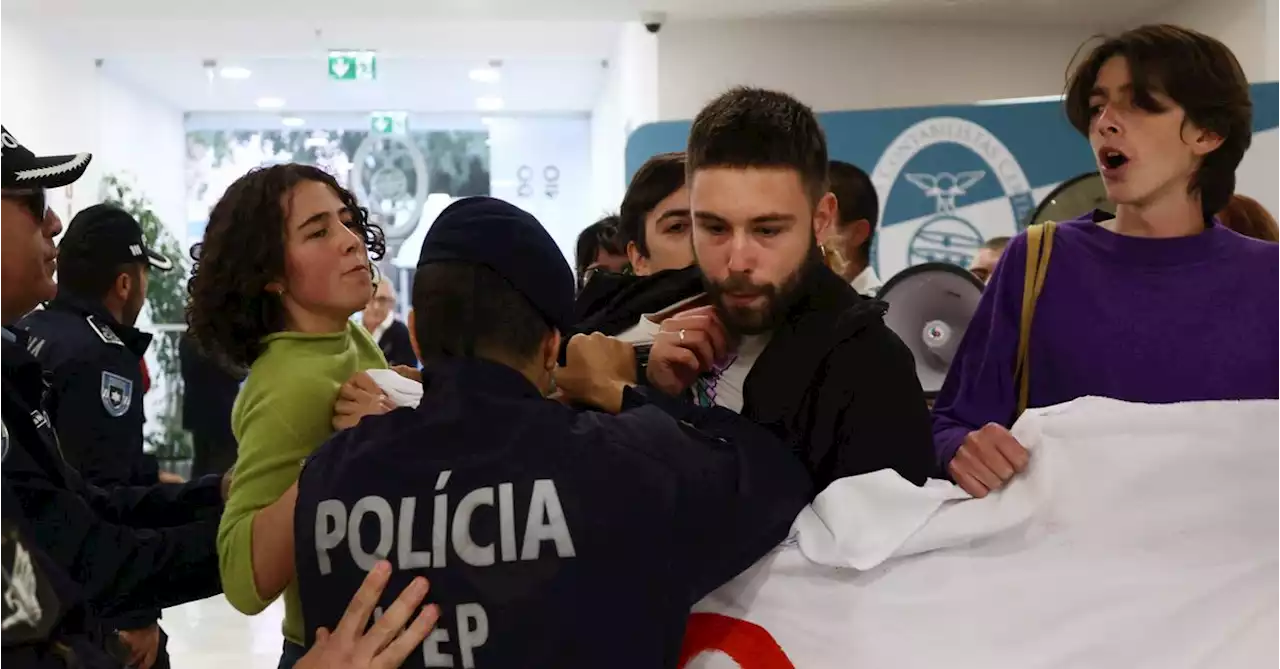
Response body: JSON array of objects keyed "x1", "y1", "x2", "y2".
[{"x1": 163, "y1": 596, "x2": 285, "y2": 669}]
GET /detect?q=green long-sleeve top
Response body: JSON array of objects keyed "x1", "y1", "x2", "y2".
[{"x1": 218, "y1": 321, "x2": 386, "y2": 645}]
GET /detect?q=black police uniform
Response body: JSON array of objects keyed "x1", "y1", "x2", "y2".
[
  {"x1": 2, "y1": 476, "x2": 123, "y2": 669},
  {"x1": 297, "y1": 360, "x2": 811, "y2": 669},
  {"x1": 20, "y1": 294, "x2": 157, "y2": 488},
  {"x1": 1, "y1": 327, "x2": 224, "y2": 663}
]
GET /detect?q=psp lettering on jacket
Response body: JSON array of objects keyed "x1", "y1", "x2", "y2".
[{"x1": 312, "y1": 472, "x2": 576, "y2": 668}]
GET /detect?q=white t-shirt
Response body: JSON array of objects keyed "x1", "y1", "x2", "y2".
[{"x1": 691, "y1": 334, "x2": 771, "y2": 414}]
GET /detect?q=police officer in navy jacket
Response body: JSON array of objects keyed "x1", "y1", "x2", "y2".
[
  {"x1": 20, "y1": 204, "x2": 175, "y2": 489},
  {"x1": 295, "y1": 197, "x2": 812, "y2": 669},
  {"x1": 0, "y1": 127, "x2": 224, "y2": 668}
]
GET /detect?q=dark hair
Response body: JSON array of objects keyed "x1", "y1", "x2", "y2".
[
  {"x1": 411, "y1": 262, "x2": 550, "y2": 366},
  {"x1": 57, "y1": 259, "x2": 141, "y2": 302},
  {"x1": 1218, "y1": 194, "x2": 1279, "y2": 242},
  {"x1": 686, "y1": 87, "x2": 829, "y2": 204},
  {"x1": 983, "y1": 236, "x2": 1012, "y2": 252},
  {"x1": 619, "y1": 152, "x2": 686, "y2": 258},
  {"x1": 574, "y1": 216, "x2": 623, "y2": 291},
  {"x1": 828, "y1": 160, "x2": 879, "y2": 261},
  {"x1": 1064, "y1": 24, "x2": 1252, "y2": 218},
  {"x1": 186, "y1": 163, "x2": 385, "y2": 372}
]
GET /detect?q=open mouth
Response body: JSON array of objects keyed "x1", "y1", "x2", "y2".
[{"x1": 1099, "y1": 147, "x2": 1130, "y2": 171}]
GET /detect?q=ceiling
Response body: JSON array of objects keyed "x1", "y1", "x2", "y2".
[
  {"x1": 5, "y1": 0, "x2": 1181, "y2": 115},
  {"x1": 4, "y1": 0, "x2": 1179, "y2": 24},
  {"x1": 100, "y1": 55, "x2": 609, "y2": 114}
]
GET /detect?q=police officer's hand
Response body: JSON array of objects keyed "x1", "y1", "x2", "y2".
[
  {"x1": 117, "y1": 624, "x2": 160, "y2": 669},
  {"x1": 949, "y1": 423, "x2": 1030, "y2": 498},
  {"x1": 555, "y1": 333, "x2": 636, "y2": 413},
  {"x1": 646, "y1": 306, "x2": 729, "y2": 396},
  {"x1": 391, "y1": 365, "x2": 421, "y2": 383},
  {"x1": 296, "y1": 561, "x2": 440, "y2": 669},
  {"x1": 158, "y1": 470, "x2": 186, "y2": 484},
  {"x1": 333, "y1": 372, "x2": 397, "y2": 431}
]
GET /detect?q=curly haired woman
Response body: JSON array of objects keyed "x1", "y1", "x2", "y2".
[{"x1": 186, "y1": 163, "x2": 389, "y2": 668}]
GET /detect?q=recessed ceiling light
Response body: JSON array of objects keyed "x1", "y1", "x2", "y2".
[
  {"x1": 256, "y1": 97, "x2": 286, "y2": 109},
  {"x1": 476, "y1": 96, "x2": 504, "y2": 112},
  {"x1": 469, "y1": 67, "x2": 501, "y2": 84},
  {"x1": 281, "y1": 116, "x2": 305, "y2": 127},
  {"x1": 219, "y1": 66, "x2": 252, "y2": 80}
]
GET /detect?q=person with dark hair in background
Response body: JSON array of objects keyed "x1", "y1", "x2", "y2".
[
  {"x1": 185, "y1": 163, "x2": 389, "y2": 668},
  {"x1": 1217, "y1": 193, "x2": 1278, "y2": 242},
  {"x1": 295, "y1": 196, "x2": 810, "y2": 669},
  {"x1": 819, "y1": 160, "x2": 882, "y2": 296},
  {"x1": 968, "y1": 236, "x2": 1010, "y2": 284},
  {"x1": 933, "y1": 25, "x2": 1277, "y2": 499},
  {"x1": 1, "y1": 127, "x2": 227, "y2": 668},
  {"x1": 180, "y1": 333, "x2": 241, "y2": 478},
  {"x1": 18, "y1": 203, "x2": 192, "y2": 669},
  {"x1": 360, "y1": 280, "x2": 418, "y2": 368},
  {"x1": 573, "y1": 216, "x2": 627, "y2": 292},
  {"x1": 571, "y1": 151, "x2": 703, "y2": 345},
  {"x1": 643, "y1": 87, "x2": 934, "y2": 492}
]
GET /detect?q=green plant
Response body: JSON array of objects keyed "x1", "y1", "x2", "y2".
[{"x1": 101, "y1": 174, "x2": 193, "y2": 462}]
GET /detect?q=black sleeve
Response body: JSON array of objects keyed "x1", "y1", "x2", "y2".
[
  {"x1": 72, "y1": 467, "x2": 225, "y2": 529},
  {"x1": 812, "y1": 321, "x2": 935, "y2": 489},
  {"x1": 599, "y1": 388, "x2": 813, "y2": 605},
  {"x1": 49, "y1": 353, "x2": 145, "y2": 489},
  {"x1": 4, "y1": 433, "x2": 223, "y2": 618}
]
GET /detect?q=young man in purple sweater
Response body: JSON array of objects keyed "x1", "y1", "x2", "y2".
[{"x1": 932, "y1": 24, "x2": 1278, "y2": 498}]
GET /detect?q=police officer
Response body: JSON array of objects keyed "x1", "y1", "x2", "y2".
[
  {"x1": 20, "y1": 203, "x2": 175, "y2": 489},
  {"x1": 18, "y1": 195, "x2": 184, "y2": 669},
  {"x1": 295, "y1": 197, "x2": 813, "y2": 669},
  {"x1": 1, "y1": 127, "x2": 225, "y2": 668}
]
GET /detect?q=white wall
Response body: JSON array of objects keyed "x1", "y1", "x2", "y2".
[
  {"x1": 96, "y1": 76, "x2": 188, "y2": 248},
  {"x1": 590, "y1": 22, "x2": 659, "y2": 220},
  {"x1": 1, "y1": 20, "x2": 103, "y2": 220},
  {"x1": 1156, "y1": 0, "x2": 1276, "y2": 82},
  {"x1": 1, "y1": 19, "x2": 187, "y2": 243},
  {"x1": 655, "y1": 19, "x2": 1101, "y2": 119}
]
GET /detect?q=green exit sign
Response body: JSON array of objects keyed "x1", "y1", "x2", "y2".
[
  {"x1": 328, "y1": 50, "x2": 377, "y2": 81},
  {"x1": 370, "y1": 111, "x2": 408, "y2": 135}
]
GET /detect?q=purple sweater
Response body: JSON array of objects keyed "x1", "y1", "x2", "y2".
[{"x1": 932, "y1": 210, "x2": 1279, "y2": 469}]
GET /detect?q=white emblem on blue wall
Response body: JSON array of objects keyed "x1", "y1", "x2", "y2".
[
  {"x1": 100, "y1": 372, "x2": 133, "y2": 418},
  {"x1": 871, "y1": 117, "x2": 1037, "y2": 281}
]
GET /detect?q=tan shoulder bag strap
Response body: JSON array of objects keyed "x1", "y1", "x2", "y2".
[{"x1": 1014, "y1": 221, "x2": 1056, "y2": 419}]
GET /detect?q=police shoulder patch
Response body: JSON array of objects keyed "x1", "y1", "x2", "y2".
[
  {"x1": 100, "y1": 372, "x2": 133, "y2": 418},
  {"x1": 86, "y1": 315, "x2": 124, "y2": 347}
]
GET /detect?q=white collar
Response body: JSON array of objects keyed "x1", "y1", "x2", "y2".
[
  {"x1": 368, "y1": 317, "x2": 392, "y2": 342},
  {"x1": 850, "y1": 266, "x2": 883, "y2": 297}
]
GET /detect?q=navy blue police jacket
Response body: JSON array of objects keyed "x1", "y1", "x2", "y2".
[
  {"x1": 296, "y1": 357, "x2": 812, "y2": 669},
  {"x1": 2, "y1": 476, "x2": 123, "y2": 669},
  {"x1": 1, "y1": 327, "x2": 224, "y2": 638},
  {"x1": 18, "y1": 293, "x2": 159, "y2": 488}
]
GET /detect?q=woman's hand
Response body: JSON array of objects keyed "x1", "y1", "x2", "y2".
[
  {"x1": 333, "y1": 372, "x2": 396, "y2": 431},
  {"x1": 296, "y1": 561, "x2": 440, "y2": 669}
]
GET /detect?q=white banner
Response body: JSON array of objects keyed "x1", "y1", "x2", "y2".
[{"x1": 682, "y1": 397, "x2": 1280, "y2": 669}]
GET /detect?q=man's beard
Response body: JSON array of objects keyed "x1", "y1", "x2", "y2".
[{"x1": 702, "y1": 243, "x2": 820, "y2": 336}]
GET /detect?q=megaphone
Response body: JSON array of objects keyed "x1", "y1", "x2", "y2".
[
  {"x1": 876, "y1": 262, "x2": 985, "y2": 398},
  {"x1": 1026, "y1": 171, "x2": 1114, "y2": 227}
]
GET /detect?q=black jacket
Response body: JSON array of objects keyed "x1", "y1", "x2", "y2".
[
  {"x1": 739, "y1": 262, "x2": 935, "y2": 491},
  {"x1": 2, "y1": 478, "x2": 123, "y2": 669},
  {"x1": 18, "y1": 294, "x2": 158, "y2": 488},
  {"x1": 295, "y1": 358, "x2": 811, "y2": 669},
  {"x1": 179, "y1": 333, "x2": 239, "y2": 444},
  {"x1": 1, "y1": 328, "x2": 224, "y2": 636},
  {"x1": 375, "y1": 320, "x2": 419, "y2": 369},
  {"x1": 571, "y1": 261, "x2": 934, "y2": 491},
  {"x1": 571, "y1": 266, "x2": 704, "y2": 338}
]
